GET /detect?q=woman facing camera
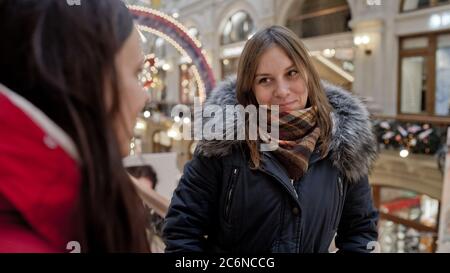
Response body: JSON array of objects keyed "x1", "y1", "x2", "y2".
[
  {"x1": 164, "y1": 26, "x2": 379, "y2": 253},
  {"x1": 0, "y1": 0, "x2": 150, "y2": 252}
]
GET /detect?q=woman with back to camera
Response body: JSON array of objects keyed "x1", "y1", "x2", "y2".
[
  {"x1": 163, "y1": 26, "x2": 379, "y2": 253},
  {"x1": 0, "y1": 0, "x2": 150, "y2": 252}
]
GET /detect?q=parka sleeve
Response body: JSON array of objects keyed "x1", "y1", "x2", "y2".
[
  {"x1": 335, "y1": 175, "x2": 379, "y2": 253},
  {"x1": 162, "y1": 153, "x2": 222, "y2": 252}
]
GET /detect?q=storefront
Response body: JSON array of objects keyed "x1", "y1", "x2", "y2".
[
  {"x1": 398, "y1": 32, "x2": 450, "y2": 118},
  {"x1": 397, "y1": 0, "x2": 450, "y2": 119}
]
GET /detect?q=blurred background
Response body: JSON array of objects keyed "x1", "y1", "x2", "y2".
[{"x1": 122, "y1": 0, "x2": 450, "y2": 253}]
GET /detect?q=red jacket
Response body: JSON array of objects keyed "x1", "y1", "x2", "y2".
[{"x1": 0, "y1": 84, "x2": 80, "y2": 253}]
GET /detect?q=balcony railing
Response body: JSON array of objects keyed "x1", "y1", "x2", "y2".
[
  {"x1": 130, "y1": 175, "x2": 170, "y2": 252},
  {"x1": 370, "y1": 117, "x2": 448, "y2": 253}
]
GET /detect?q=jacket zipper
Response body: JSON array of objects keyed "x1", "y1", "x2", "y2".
[
  {"x1": 260, "y1": 168, "x2": 303, "y2": 252},
  {"x1": 225, "y1": 168, "x2": 239, "y2": 221},
  {"x1": 334, "y1": 176, "x2": 344, "y2": 230},
  {"x1": 338, "y1": 177, "x2": 343, "y2": 197},
  {"x1": 260, "y1": 168, "x2": 299, "y2": 204}
]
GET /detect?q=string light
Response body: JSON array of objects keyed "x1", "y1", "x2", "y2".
[
  {"x1": 137, "y1": 25, "x2": 206, "y2": 101},
  {"x1": 129, "y1": 5, "x2": 208, "y2": 101},
  {"x1": 399, "y1": 149, "x2": 409, "y2": 158},
  {"x1": 128, "y1": 5, "x2": 203, "y2": 49}
]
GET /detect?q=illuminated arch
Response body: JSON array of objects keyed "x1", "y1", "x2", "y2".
[{"x1": 128, "y1": 5, "x2": 216, "y2": 102}]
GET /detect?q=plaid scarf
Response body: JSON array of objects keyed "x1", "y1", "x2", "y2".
[{"x1": 261, "y1": 106, "x2": 321, "y2": 181}]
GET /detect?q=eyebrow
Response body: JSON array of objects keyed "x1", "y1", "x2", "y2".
[{"x1": 255, "y1": 65, "x2": 297, "y2": 77}]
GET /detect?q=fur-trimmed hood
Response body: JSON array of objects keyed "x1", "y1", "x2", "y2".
[{"x1": 195, "y1": 77, "x2": 378, "y2": 183}]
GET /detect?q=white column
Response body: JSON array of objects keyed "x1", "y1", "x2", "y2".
[
  {"x1": 349, "y1": 0, "x2": 397, "y2": 115},
  {"x1": 351, "y1": 19, "x2": 387, "y2": 114},
  {"x1": 438, "y1": 128, "x2": 450, "y2": 252}
]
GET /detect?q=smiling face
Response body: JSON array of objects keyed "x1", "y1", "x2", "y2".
[
  {"x1": 252, "y1": 45, "x2": 308, "y2": 112},
  {"x1": 236, "y1": 26, "x2": 334, "y2": 169}
]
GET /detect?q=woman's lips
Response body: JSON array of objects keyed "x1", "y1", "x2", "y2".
[{"x1": 278, "y1": 100, "x2": 297, "y2": 110}]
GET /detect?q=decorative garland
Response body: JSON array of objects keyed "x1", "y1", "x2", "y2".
[
  {"x1": 128, "y1": 5, "x2": 216, "y2": 102},
  {"x1": 373, "y1": 119, "x2": 445, "y2": 155}
]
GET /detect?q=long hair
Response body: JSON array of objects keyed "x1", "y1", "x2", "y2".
[
  {"x1": 0, "y1": 0, "x2": 149, "y2": 252},
  {"x1": 236, "y1": 25, "x2": 332, "y2": 168}
]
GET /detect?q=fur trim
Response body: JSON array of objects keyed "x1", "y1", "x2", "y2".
[{"x1": 195, "y1": 77, "x2": 378, "y2": 183}]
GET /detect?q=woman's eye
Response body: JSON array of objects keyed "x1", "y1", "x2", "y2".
[
  {"x1": 258, "y1": 78, "x2": 271, "y2": 85},
  {"x1": 288, "y1": 70, "x2": 298, "y2": 77}
]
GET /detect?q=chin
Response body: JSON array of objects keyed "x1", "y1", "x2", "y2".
[
  {"x1": 120, "y1": 147, "x2": 129, "y2": 158},
  {"x1": 281, "y1": 105, "x2": 301, "y2": 112}
]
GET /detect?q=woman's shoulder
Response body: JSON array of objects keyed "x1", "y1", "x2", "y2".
[
  {"x1": 194, "y1": 140, "x2": 248, "y2": 167},
  {"x1": 0, "y1": 86, "x2": 80, "y2": 251},
  {"x1": 0, "y1": 84, "x2": 79, "y2": 161},
  {"x1": 194, "y1": 76, "x2": 243, "y2": 159},
  {"x1": 0, "y1": 221, "x2": 61, "y2": 253},
  {"x1": 0, "y1": 87, "x2": 80, "y2": 178}
]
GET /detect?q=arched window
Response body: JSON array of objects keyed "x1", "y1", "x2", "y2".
[
  {"x1": 220, "y1": 11, "x2": 255, "y2": 45},
  {"x1": 286, "y1": 0, "x2": 351, "y2": 38}
]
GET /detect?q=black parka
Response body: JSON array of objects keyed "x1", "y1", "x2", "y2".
[{"x1": 163, "y1": 78, "x2": 379, "y2": 253}]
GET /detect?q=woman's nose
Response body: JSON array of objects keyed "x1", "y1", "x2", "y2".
[{"x1": 274, "y1": 81, "x2": 290, "y2": 98}]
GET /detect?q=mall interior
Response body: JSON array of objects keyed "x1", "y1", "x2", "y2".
[
  {"x1": 3, "y1": 0, "x2": 449, "y2": 253},
  {"x1": 118, "y1": 0, "x2": 450, "y2": 253}
]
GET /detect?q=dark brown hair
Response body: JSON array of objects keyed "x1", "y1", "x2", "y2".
[
  {"x1": 127, "y1": 165, "x2": 158, "y2": 190},
  {"x1": 0, "y1": 0, "x2": 148, "y2": 252},
  {"x1": 236, "y1": 25, "x2": 332, "y2": 168}
]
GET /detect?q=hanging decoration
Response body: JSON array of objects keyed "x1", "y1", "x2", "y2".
[
  {"x1": 128, "y1": 5, "x2": 216, "y2": 103},
  {"x1": 373, "y1": 120, "x2": 445, "y2": 155}
]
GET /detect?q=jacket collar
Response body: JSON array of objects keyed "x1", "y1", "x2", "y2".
[
  {"x1": 0, "y1": 83, "x2": 79, "y2": 162},
  {"x1": 260, "y1": 151, "x2": 301, "y2": 206}
]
